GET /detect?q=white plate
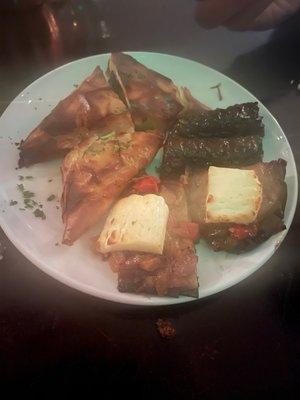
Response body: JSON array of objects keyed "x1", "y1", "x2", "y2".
[{"x1": 0, "y1": 52, "x2": 297, "y2": 305}]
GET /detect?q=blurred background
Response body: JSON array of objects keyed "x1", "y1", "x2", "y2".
[{"x1": 1, "y1": 0, "x2": 299, "y2": 155}]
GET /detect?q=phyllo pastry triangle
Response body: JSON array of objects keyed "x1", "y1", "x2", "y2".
[
  {"x1": 107, "y1": 52, "x2": 207, "y2": 131},
  {"x1": 61, "y1": 131, "x2": 163, "y2": 245},
  {"x1": 19, "y1": 66, "x2": 134, "y2": 167}
]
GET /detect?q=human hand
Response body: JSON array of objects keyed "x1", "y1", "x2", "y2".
[{"x1": 195, "y1": 0, "x2": 300, "y2": 30}]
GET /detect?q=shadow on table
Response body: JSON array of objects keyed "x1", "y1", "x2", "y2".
[{"x1": 224, "y1": 10, "x2": 300, "y2": 104}]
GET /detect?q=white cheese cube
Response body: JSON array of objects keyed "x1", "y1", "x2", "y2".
[
  {"x1": 98, "y1": 194, "x2": 169, "y2": 254},
  {"x1": 206, "y1": 166, "x2": 262, "y2": 224}
]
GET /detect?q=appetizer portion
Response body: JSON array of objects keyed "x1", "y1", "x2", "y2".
[
  {"x1": 61, "y1": 131, "x2": 163, "y2": 245},
  {"x1": 161, "y1": 102, "x2": 264, "y2": 177},
  {"x1": 107, "y1": 52, "x2": 207, "y2": 131},
  {"x1": 95, "y1": 178, "x2": 199, "y2": 297},
  {"x1": 19, "y1": 66, "x2": 134, "y2": 167},
  {"x1": 15, "y1": 52, "x2": 289, "y2": 299},
  {"x1": 186, "y1": 159, "x2": 287, "y2": 251}
]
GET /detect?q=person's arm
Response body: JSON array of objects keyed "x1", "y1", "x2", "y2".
[{"x1": 195, "y1": 0, "x2": 300, "y2": 30}]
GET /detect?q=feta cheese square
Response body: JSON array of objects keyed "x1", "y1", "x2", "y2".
[{"x1": 206, "y1": 166, "x2": 262, "y2": 224}]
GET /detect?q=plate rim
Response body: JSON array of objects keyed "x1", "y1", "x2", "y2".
[{"x1": 0, "y1": 51, "x2": 298, "y2": 306}]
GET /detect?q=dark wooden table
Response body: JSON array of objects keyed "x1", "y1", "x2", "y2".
[{"x1": 0, "y1": 1, "x2": 299, "y2": 397}]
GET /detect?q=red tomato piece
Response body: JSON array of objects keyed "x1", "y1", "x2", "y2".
[
  {"x1": 229, "y1": 225, "x2": 256, "y2": 240},
  {"x1": 132, "y1": 176, "x2": 160, "y2": 194}
]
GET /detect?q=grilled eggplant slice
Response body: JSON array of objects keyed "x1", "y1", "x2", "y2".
[
  {"x1": 161, "y1": 134, "x2": 263, "y2": 177},
  {"x1": 19, "y1": 66, "x2": 134, "y2": 167},
  {"x1": 106, "y1": 180, "x2": 199, "y2": 297},
  {"x1": 107, "y1": 52, "x2": 207, "y2": 131},
  {"x1": 171, "y1": 102, "x2": 264, "y2": 138},
  {"x1": 186, "y1": 159, "x2": 287, "y2": 251},
  {"x1": 61, "y1": 131, "x2": 163, "y2": 245}
]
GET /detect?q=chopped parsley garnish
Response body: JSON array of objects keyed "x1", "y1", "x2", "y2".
[
  {"x1": 17, "y1": 183, "x2": 25, "y2": 192},
  {"x1": 47, "y1": 194, "x2": 55, "y2": 201},
  {"x1": 113, "y1": 142, "x2": 130, "y2": 153},
  {"x1": 18, "y1": 175, "x2": 33, "y2": 181},
  {"x1": 17, "y1": 183, "x2": 37, "y2": 209},
  {"x1": 10, "y1": 200, "x2": 18, "y2": 206},
  {"x1": 23, "y1": 190, "x2": 35, "y2": 199},
  {"x1": 100, "y1": 131, "x2": 116, "y2": 141},
  {"x1": 33, "y1": 209, "x2": 46, "y2": 220},
  {"x1": 24, "y1": 198, "x2": 36, "y2": 209}
]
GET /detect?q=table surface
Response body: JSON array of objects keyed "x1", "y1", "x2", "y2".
[{"x1": 0, "y1": 0, "x2": 299, "y2": 397}]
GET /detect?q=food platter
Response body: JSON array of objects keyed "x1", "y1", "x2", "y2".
[{"x1": 0, "y1": 52, "x2": 297, "y2": 305}]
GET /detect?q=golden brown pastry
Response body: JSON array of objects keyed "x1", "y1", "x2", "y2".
[
  {"x1": 19, "y1": 66, "x2": 134, "y2": 167},
  {"x1": 107, "y1": 52, "x2": 207, "y2": 131},
  {"x1": 61, "y1": 131, "x2": 163, "y2": 245}
]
